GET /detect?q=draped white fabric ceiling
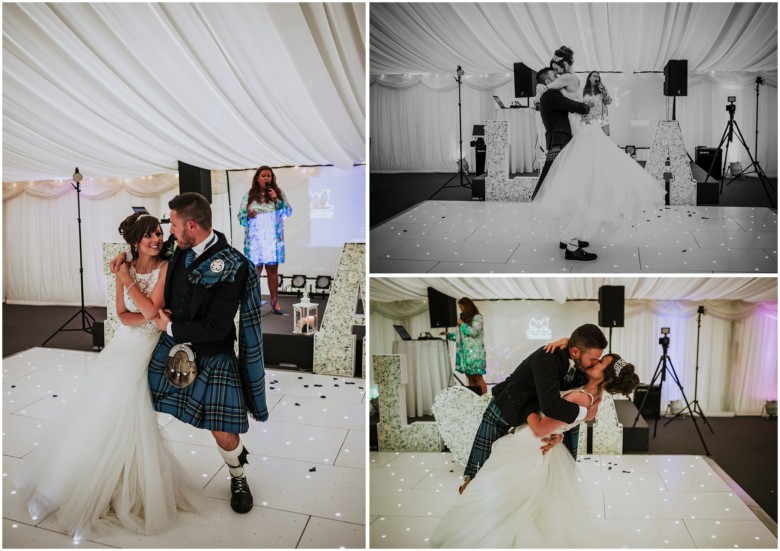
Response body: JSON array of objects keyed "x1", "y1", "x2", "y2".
[
  {"x1": 369, "y1": 277, "x2": 778, "y2": 303},
  {"x1": 3, "y1": 2, "x2": 366, "y2": 182},
  {"x1": 370, "y1": 3, "x2": 777, "y2": 81}
]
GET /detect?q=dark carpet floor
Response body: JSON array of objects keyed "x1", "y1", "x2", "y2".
[
  {"x1": 370, "y1": 171, "x2": 778, "y2": 227},
  {"x1": 2, "y1": 295, "x2": 326, "y2": 358}
]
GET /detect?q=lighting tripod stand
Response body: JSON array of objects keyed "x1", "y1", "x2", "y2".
[
  {"x1": 42, "y1": 168, "x2": 96, "y2": 346},
  {"x1": 633, "y1": 328, "x2": 710, "y2": 455},
  {"x1": 430, "y1": 65, "x2": 471, "y2": 199},
  {"x1": 665, "y1": 306, "x2": 714, "y2": 434},
  {"x1": 703, "y1": 95, "x2": 775, "y2": 208}
]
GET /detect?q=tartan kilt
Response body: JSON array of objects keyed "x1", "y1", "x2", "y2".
[
  {"x1": 148, "y1": 333, "x2": 249, "y2": 434},
  {"x1": 463, "y1": 400, "x2": 511, "y2": 479}
]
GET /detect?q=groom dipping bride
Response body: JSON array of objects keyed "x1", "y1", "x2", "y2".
[{"x1": 431, "y1": 323, "x2": 640, "y2": 548}]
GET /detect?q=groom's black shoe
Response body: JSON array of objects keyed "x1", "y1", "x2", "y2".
[
  {"x1": 230, "y1": 475, "x2": 254, "y2": 513},
  {"x1": 565, "y1": 247, "x2": 598, "y2": 261},
  {"x1": 559, "y1": 240, "x2": 589, "y2": 249}
]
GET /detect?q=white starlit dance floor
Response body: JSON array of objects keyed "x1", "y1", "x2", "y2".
[
  {"x1": 369, "y1": 451, "x2": 777, "y2": 548},
  {"x1": 3, "y1": 347, "x2": 365, "y2": 549},
  {"x1": 370, "y1": 202, "x2": 777, "y2": 273}
]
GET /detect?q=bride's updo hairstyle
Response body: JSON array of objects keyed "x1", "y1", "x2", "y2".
[
  {"x1": 602, "y1": 353, "x2": 640, "y2": 396},
  {"x1": 551, "y1": 45, "x2": 574, "y2": 70},
  {"x1": 118, "y1": 211, "x2": 160, "y2": 258}
]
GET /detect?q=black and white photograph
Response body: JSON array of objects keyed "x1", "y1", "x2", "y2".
[
  {"x1": 369, "y1": 3, "x2": 777, "y2": 273},
  {"x1": 3, "y1": 3, "x2": 366, "y2": 548}
]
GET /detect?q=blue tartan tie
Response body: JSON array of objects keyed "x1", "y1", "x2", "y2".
[{"x1": 184, "y1": 248, "x2": 196, "y2": 268}]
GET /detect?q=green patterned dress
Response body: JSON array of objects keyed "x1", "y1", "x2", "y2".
[{"x1": 448, "y1": 314, "x2": 486, "y2": 375}]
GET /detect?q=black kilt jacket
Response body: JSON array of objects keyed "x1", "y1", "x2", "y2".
[
  {"x1": 538, "y1": 89, "x2": 591, "y2": 150},
  {"x1": 491, "y1": 347, "x2": 589, "y2": 427}
]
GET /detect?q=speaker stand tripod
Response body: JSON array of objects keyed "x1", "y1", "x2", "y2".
[
  {"x1": 703, "y1": 102, "x2": 775, "y2": 208},
  {"x1": 430, "y1": 66, "x2": 471, "y2": 200},
  {"x1": 633, "y1": 337, "x2": 710, "y2": 455},
  {"x1": 665, "y1": 308, "x2": 714, "y2": 433},
  {"x1": 43, "y1": 170, "x2": 96, "y2": 346}
]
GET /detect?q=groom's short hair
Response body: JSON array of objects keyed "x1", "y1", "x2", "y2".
[
  {"x1": 169, "y1": 192, "x2": 212, "y2": 230},
  {"x1": 536, "y1": 67, "x2": 554, "y2": 85},
  {"x1": 569, "y1": 323, "x2": 608, "y2": 352}
]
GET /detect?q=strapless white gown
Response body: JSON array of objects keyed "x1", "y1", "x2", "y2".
[
  {"x1": 15, "y1": 264, "x2": 204, "y2": 539},
  {"x1": 534, "y1": 88, "x2": 666, "y2": 241},
  {"x1": 430, "y1": 390, "x2": 618, "y2": 549}
]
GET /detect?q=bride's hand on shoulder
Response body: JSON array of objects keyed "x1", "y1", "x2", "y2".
[
  {"x1": 109, "y1": 252, "x2": 128, "y2": 273},
  {"x1": 543, "y1": 337, "x2": 569, "y2": 353}
]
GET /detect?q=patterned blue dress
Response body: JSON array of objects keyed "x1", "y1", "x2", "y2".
[{"x1": 238, "y1": 190, "x2": 292, "y2": 265}]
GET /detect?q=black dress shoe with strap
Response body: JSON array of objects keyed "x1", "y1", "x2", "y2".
[
  {"x1": 564, "y1": 247, "x2": 598, "y2": 261},
  {"x1": 559, "y1": 240, "x2": 590, "y2": 249},
  {"x1": 230, "y1": 475, "x2": 254, "y2": 513}
]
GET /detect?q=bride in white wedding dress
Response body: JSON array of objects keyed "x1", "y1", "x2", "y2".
[
  {"x1": 533, "y1": 46, "x2": 666, "y2": 244},
  {"x1": 430, "y1": 353, "x2": 639, "y2": 549},
  {"x1": 15, "y1": 212, "x2": 203, "y2": 539}
]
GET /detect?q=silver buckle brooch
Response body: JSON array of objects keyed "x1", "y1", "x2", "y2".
[{"x1": 165, "y1": 343, "x2": 198, "y2": 388}]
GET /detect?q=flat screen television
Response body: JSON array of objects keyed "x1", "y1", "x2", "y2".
[{"x1": 427, "y1": 287, "x2": 458, "y2": 328}]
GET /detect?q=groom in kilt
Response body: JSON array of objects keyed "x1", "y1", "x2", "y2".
[
  {"x1": 149, "y1": 192, "x2": 268, "y2": 514},
  {"x1": 459, "y1": 324, "x2": 606, "y2": 494}
]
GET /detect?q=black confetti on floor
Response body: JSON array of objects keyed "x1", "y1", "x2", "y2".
[
  {"x1": 295, "y1": 403, "x2": 300, "y2": 406},
  {"x1": 314, "y1": 384, "x2": 323, "y2": 387},
  {"x1": 304, "y1": 384, "x2": 309, "y2": 388},
  {"x1": 270, "y1": 387, "x2": 275, "y2": 390},
  {"x1": 52, "y1": 394, "x2": 58, "y2": 397},
  {"x1": 320, "y1": 395, "x2": 326, "y2": 399},
  {"x1": 334, "y1": 384, "x2": 339, "y2": 387},
  {"x1": 11, "y1": 385, "x2": 15, "y2": 388},
  {"x1": 298, "y1": 376, "x2": 303, "y2": 379},
  {"x1": 309, "y1": 467, "x2": 317, "y2": 472},
  {"x1": 345, "y1": 381, "x2": 355, "y2": 385}
]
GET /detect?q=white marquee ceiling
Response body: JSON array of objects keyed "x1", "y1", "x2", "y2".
[
  {"x1": 369, "y1": 277, "x2": 778, "y2": 304},
  {"x1": 370, "y1": 3, "x2": 777, "y2": 82},
  {"x1": 3, "y1": 2, "x2": 365, "y2": 182}
]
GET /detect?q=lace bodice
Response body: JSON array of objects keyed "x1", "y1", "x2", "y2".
[
  {"x1": 122, "y1": 263, "x2": 163, "y2": 336},
  {"x1": 549, "y1": 388, "x2": 594, "y2": 435},
  {"x1": 560, "y1": 87, "x2": 587, "y2": 131}
]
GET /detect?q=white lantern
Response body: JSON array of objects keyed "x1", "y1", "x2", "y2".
[{"x1": 293, "y1": 301, "x2": 318, "y2": 336}]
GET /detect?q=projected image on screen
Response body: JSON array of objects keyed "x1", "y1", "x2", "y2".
[{"x1": 308, "y1": 165, "x2": 366, "y2": 247}]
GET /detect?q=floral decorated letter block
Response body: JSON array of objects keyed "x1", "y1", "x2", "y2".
[
  {"x1": 485, "y1": 120, "x2": 537, "y2": 202},
  {"x1": 645, "y1": 120, "x2": 697, "y2": 205},
  {"x1": 313, "y1": 243, "x2": 366, "y2": 377},
  {"x1": 373, "y1": 355, "x2": 442, "y2": 452}
]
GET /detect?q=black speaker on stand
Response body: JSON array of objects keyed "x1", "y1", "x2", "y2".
[
  {"x1": 663, "y1": 59, "x2": 688, "y2": 120},
  {"x1": 513, "y1": 62, "x2": 536, "y2": 100},
  {"x1": 598, "y1": 285, "x2": 625, "y2": 353}
]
